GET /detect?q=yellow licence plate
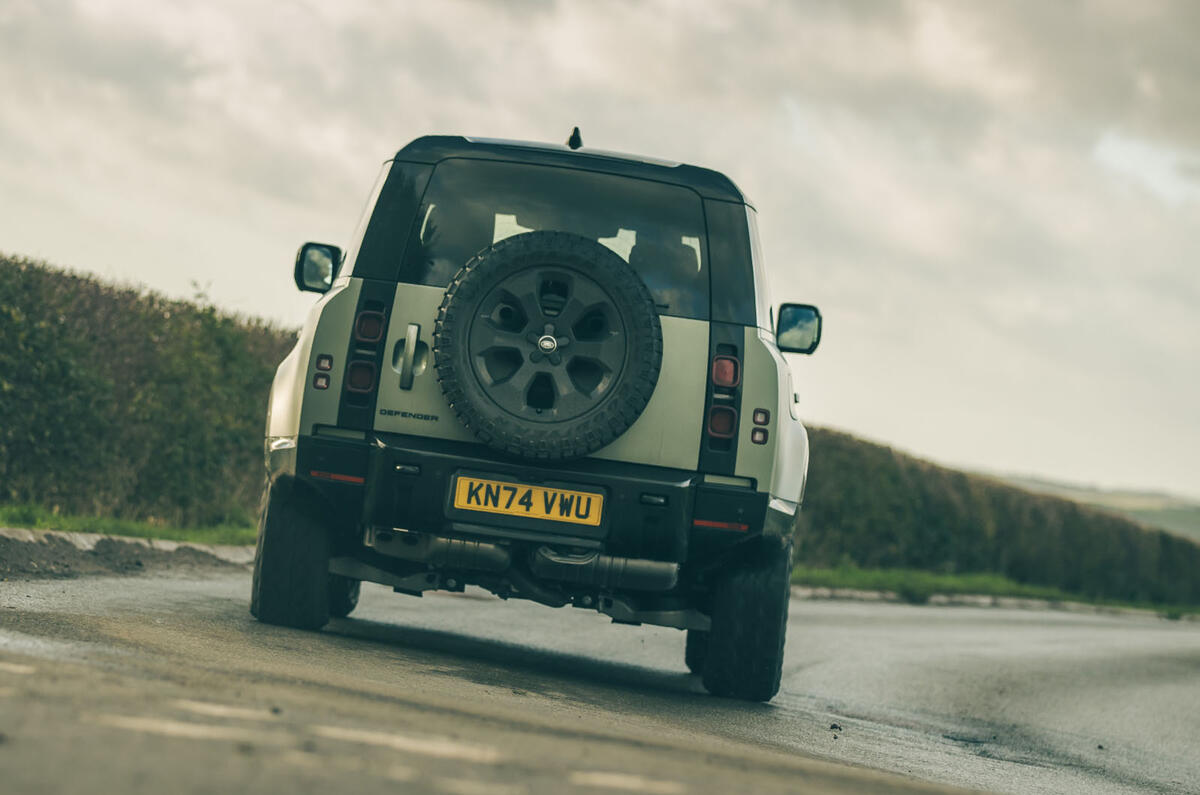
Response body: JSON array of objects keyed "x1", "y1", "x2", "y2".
[{"x1": 452, "y1": 476, "x2": 603, "y2": 527}]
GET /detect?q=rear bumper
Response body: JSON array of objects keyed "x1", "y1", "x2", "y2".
[{"x1": 281, "y1": 431, "x2": 773, "y2": 567}]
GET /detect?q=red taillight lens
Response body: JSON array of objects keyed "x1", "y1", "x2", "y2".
[
  {"x1": 711, "y1": 355, "x2": 741, "y2": 388},
  {"x1": 708, "y1": 406, "x2": 737, "y2": 438},
  {"x1": 693, "y1": 518, "x2": 749, "y2": 532},
  {"x1": 355, "y1": 311, "x2": 385, "y2": 342},
  {"x1": 345, "y1": 361, "x2": 376, "y2": 393}
]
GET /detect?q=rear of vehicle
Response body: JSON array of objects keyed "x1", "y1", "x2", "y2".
[{"x1": 254, "y1": 137, "x2": 819, "y2": 701}]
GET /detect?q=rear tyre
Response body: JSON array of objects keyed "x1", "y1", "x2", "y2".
[
  {"x1": 250, "y1": 479, "x2": 331, "y2": 630},
  {"x1": 701, "y1": 539, "x2": 792, "y2": 702},
  {"x1": 684, "y1": 629, "x2": 708, "y2": 674},
  {"x1": 328, "y1": 576, "x2": 361, "y2": 619}
]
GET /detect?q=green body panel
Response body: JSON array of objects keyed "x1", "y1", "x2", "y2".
[
  {"x1": 268, "y1": 277, "x2": 362, "y2": 439},
  {"x1": 373, "y1": 283, "x2": 475, "y2": 442},
  {"x1": 369, "y1": 284, "x2": 707, "y2": 470},
  {"x1": 590, "y1": 316, "x2": 707, "y2": 469},
  {"x1": 268, "y1": 281, "x2": 809, "y2": 505}
]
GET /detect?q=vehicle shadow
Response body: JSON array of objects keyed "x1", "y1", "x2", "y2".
[{"x1": 323, "y1": 614, "x2": 712, "y2": 703}]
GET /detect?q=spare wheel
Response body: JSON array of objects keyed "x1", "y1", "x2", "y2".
[{"x1": 433, "y1": 231, "x2": 663, "y2": 460}]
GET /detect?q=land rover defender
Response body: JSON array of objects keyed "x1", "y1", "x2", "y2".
[{"x1": 253, "y1": 135, "x2": 822, "y2": 701}]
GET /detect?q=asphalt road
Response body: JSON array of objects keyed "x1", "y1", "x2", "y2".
[{"x1": 1, "y1": 571, "x2": 1197, "y2": 794}]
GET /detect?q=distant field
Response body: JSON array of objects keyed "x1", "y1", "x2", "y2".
[{"x1": 997, "y1": 475, "x2": 1200, "y2": 543}]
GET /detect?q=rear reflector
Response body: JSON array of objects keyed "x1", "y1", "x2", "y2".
[
  {"x1": 345, "y1": 361, "x2": 376, "y2": 393},
  {"x1": 693, "y1": 518, "x2": 749, "y2": 531},
  {"x1": 711, "y1": 355, "x2": 741, "y2": 388},
  {"x1": 354, "y1": 311, "x2": 385, "y2": 342},
  {"x1": 309, "y1": 470, "x2": 365, "y2": 484},
  {"x1": 707, "y1": 406, "x2": 737, "y2": 438}
]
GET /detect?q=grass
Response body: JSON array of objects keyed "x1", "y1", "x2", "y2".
[
  {"x1": 792, "y1": 565, "x2": 1200, "y2": 618},
  {"x1": 0, "y1": 503, "x2": 257, "y2": 546}
]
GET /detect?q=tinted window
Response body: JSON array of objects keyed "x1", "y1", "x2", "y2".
[
  {"x1": 351, "y1": 161, "x2": 433, "y2": 281},
  {"x1": 705, "y1": 199, "x2": 756, "y2": 326},
  {"x1": 399, "y1": 158, "x2": 709, "y2": 319}
]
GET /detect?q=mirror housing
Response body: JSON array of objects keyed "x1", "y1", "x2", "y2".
[
  {"x1": 294, "y1": 242, "x2": 343, "y2": 293},
  {"x1": 776, "y1": 303, "x2": 822, "y2": 354}
]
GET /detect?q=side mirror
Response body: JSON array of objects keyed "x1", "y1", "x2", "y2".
[
  {"x1": 294, "y1": 242, "x2": 343, "y2": 293},
  {"x1": 776, "y1": 303, "x2": 822, "y2": 354}
]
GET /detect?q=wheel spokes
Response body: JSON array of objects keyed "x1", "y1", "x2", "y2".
[{"x1": 469, "y1": 265, "x2": 626, "y2": 421}]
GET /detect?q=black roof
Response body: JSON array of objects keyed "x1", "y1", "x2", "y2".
[{"x1": 394, "y1": 135, "x2": 748, "y2": 204}]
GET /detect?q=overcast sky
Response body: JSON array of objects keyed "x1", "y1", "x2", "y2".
[{"x1": 1, "y1": 0, "x2": 1197, "y2": 498}]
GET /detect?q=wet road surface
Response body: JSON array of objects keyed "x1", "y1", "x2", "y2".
[{"x1": 1, "y1": 571, "x2": 1197, "y2": 794}]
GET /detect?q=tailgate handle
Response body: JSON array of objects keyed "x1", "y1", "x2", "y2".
[{"x1": 399, "y1": 323, "x2": 420, "y2": 390}]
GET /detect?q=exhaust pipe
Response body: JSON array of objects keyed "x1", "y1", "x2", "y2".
[
  {"x1": 529, "y1": 547, "x2": 679, "y2": 591},
  {"x1": 365, "y1": 529, "x2": 678, "y2": 596},
  {"x1": 366, "y1": 527, "x2": 510, "y2": 572}
]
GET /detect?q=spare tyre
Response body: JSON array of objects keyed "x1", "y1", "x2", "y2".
[{"x1": 434, "y1": 231, "x2": 662, "y2": 460}]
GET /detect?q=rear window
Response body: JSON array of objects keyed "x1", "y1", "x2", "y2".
[{"x1": 398, "y1": 158, "x2": 710, "y2": 319}]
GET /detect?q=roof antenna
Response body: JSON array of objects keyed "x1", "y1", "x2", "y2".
[{"x1": 566, "y1": 126, "x2": 583, "y2": 150}]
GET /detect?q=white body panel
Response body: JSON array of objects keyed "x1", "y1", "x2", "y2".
[{"x1": 736, "y1": 326, "x2": 809, "y2": 506}]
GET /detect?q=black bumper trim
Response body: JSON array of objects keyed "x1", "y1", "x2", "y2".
[{"x1": 293, "y1": 432, "x2": 772, "y2": 567}]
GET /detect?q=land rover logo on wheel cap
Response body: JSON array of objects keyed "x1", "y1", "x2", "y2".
[{"x1": 537, "y1": 335, "x2": 558, "y2": 353}]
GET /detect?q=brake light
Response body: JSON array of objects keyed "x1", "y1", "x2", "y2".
[
  {"x1": 345, "y1": 361, "x2": 377, "y2": 393},
  {"x1": 708, "y1": 406, "x2": 737, "y2": 438},
  {"x1": 700, "y1": 339, "x2": 743, "y2": 464},
  {"x1": 310, "y1": 470, "x2": 365, "y2": 484},
  {"x1": 711, "y1": 355, "x2": 740, "y2": 388},
  {"x1": 693, "y1": 518, "x2": 749, "y2": 531},
  {"x1": 355, "y1": 311, "x2": 385, "y2": 342}
]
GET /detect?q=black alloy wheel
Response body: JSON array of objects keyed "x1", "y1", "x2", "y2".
[
  {"x1": 435, "y1": 231, "x2": 662, "y2": 460},
  {"x1": 468, "y1": 265, "x2": 627, "y2": 422}
]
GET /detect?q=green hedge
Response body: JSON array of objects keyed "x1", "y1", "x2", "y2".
[
  {"x1": 3, "y1": 255, "x2": 1197, "y2": 606},
  {"x1": 0, "y1": 255, "x2": 293, "y2": 526},
  {"x1": 797, "y1": 428, "x2": 1200, "y2": 605}
]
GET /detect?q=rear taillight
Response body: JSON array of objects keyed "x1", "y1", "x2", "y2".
[
  {"x1": 355, "y1": 311, "x2": 385, "y2": 342},
  {"x1": 699, "y1": 334, "x2": 745, "y2": 471},
  {"x1": 706, "y1": 352, "x2": 741, "y2": 445},
  {"x1": 707, "y1": 406, "x2": 737, "y2": 438},
  {"x1": 337, "y1": 293, "x2": 391, "y2": 426},
  {"x1": 711, "y1": 355, "x2": 740, "y2": 388},
  {"x1": 345, "y1": 361, "x2": 377, "y2": 393}
]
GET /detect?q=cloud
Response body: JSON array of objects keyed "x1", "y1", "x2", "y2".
[{"x1": 0, "y1": 0, "x2": 1196, "y2": 496}]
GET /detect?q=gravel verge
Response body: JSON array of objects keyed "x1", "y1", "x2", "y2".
[{"x1": 0, "y1": 527, "x2": 252, "y2": 581}]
